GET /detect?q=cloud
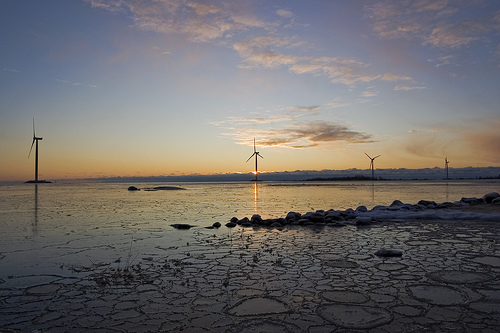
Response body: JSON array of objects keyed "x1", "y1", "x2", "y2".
[
  {"x1": 366, "y1": 0, "x2": 499, "y2": 51},
  {"x1": 2, "y1": 68, "x2": 19, "y2": 73},
  {"x1": 88, "y1": 1, "x2": 416, "y2": 88},
  {"x1": 362, "y1": 90, "x2": 378, "y2": 97},
  {"x1": 404, "y1": 131, "x2": 453, "y2": 159},
  {"x1": 394, "y1": 85, "x2": 426, "y2": 91},
  {"x1": 219, "y1": 105, "x2": 320, "y2": 126},
  {"x1": 87, "y1": 0, "x2": 274, "y2": 43},
  {"x1": 258, "y1": 121, "x2": 374, "y2": 148},
  {"x1": 53, "y1": 78, "x2": 98, "y2": 88},
  {"x1": 381, "y1": 73, "x2": 413, "y2": 82},
  {"x1": 220, "y1": 119, "x2": 374, "y2": 149},
  {"x1": 460, "y1": 119, "x2": 500, "y2": 163},
  {"x1": 291, "y1": 106, "x2": 321, "y2": 112},
  {"x1": 276, "y1": 9, "x2": 294, "y2": 18},
  {"x1": 423, "y1": 19, "x2": 489, "y2": 49}
]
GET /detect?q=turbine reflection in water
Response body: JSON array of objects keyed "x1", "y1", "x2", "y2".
[
  {"x1": 253, "y1": 182, "x2": 258, "y2": 213},
  {"x1": 33, "y1": 184, "x2": 38, "y2": 237}
]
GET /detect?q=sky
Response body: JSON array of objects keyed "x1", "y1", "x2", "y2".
[{"x1": 1, "y1": 0, "x2": 500, "y2": 181}]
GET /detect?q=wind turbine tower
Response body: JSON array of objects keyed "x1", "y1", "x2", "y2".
[
  {"x1": 27, "y1": 119, "x2": 50, "y2": 183},
  {"x1": 365, "y1": 153, "x2": 381, "y2": 179},
  {"x1": 445, "y1": 157, "x2": 449, "y2": 179},
  {"x1": 246, "y1": 138, "x2": 263, "y2": 181}
]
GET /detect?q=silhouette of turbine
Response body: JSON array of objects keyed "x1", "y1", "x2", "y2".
[
  {"x1": 365, "y1": 153, "x2": 381, "y2": 179},
  {"x1": 246, "y1": 138, "x2": 263, "y2": 181},
  {"x1": 444, "y1": 157, "x2": 450, "y2": 179},
  {"x1": 27, "y1": 119, "x2": 45, "y2": 183}
]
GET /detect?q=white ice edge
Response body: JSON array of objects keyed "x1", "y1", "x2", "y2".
[{"x1": 356, "y1": 210, "x2": 500, "y2": 221}]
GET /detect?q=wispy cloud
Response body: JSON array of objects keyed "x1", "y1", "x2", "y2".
[
  {"x1": 362, "y1": 90, "x2": 378, "y2": 97},
  {"x1": 89, "y1": 1, "x2": 414, "y2": 88},
  {"x1": 2, "y1": 68, "x2": 19, "y2": 73},
  {"x1": 225, "y1": 120, "x2": 374, "y2": 148},
  {"x1": 394, "y1": 85, "x2": 426, "y2": 91},
  {"x1": 366, "y1": 0, "x2": 500, "y2": 53},
  {"x1": 87, "y1": 0, "x2": 274, "y2": 43},
  {"x1": 53, "y1": 78, "x2": 98, "y2": 88},
  {"x1": 214, "y1": 103, "x2": 373, "y2": 149}
]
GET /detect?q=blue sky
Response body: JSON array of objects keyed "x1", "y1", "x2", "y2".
[{"x1": 1, "y1": 0, "x2": 499, "y2": 181}]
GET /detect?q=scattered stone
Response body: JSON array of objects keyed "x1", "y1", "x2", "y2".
[
  {"x1": 356, "y1": 216, "x2": 372, "y2": 226},
  {"x1": 250, "y1": 214, "x2": 262, "y2": 223},
  {"x1": 225, "y1": 222, "x2": 237, "y2": 228},
  {"x1": 127, "y1": 186, "x2": 140, "y2": 191},
  {"x1": 309, "y1": 212, "x2": 325, "y2": 222},
  {"x1": 418, "y1": 200, "x2": 436, "y2": 206},
  {"x1": 375, "y1": 249, "x2": 403, "y2": 257},
  {"x1": 286, "y1": 211, "x2": 301, "y2": 221},
  {"x1": 492, "y1": 197, "x2": 500, "y2": 205},
  {"x1": 482, "y1": 192, "x2": 500, "y2": 204},
  {"x1": 212, "y1": 222, "x2": 221, "y2": 228},
  {"x1": 171, "y1": 224, "x2": 193, "y2": 230},
  {"x1": 356, "y1": 205, "x2": 368, "y2": 212},
  {"x1": 460, "y1": 197, "x2": 482, "y2": 204}
]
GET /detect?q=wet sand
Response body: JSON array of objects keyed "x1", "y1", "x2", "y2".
[{"x1": 1, "y1": 216, "x2": 499, "y2": 332}]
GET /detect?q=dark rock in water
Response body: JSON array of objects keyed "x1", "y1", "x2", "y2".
[
  {"x1": 251, "y1": 214, "x2": 262, "y2": 223},
  {"x1": 482, "y1": 192, "x2": 500, "y2": 204},
  {"x1": 241, "y1": 221, "x2": 253, "y2": 227},
  {"x1": 418, "y1": 200, "x2": 436, "y2": 207},
  {"x1": 270, "y1": 221, "x2": 283, "y2": 228},
  {"x1": 171, "y1": 224, "x2": 193, "y2": 230},
  {"x1": 461, "y1": 197, "x2": 484, "y2": 205},
  {"x1": 356, "y1": 205, "x2": 368, "y2": 212},
  {"x1": 286, "y1": 211, "x2": 301, "y2": 221},
  {"x1": 375, "y1": 249, "x2": 403, "y2": 257},
  {"x1": 212, "y1": 222, "x2": 221, "y2": 228},
  {"x1": 295, "y1": 218, "x2": 306, "y2": 225},
  {"x1": 128, "y1": 186, "x2": 140, "y2": 191},
  {"x1": 356, "y1": 216, "x2": 372, "y2": 226},
  {"x1": 238, "y1": 217, "x2": 250, "y2": 225},
  {"x1": 225, "y1": 222, "x2": 237, "y2": 228},
  {"x1": 390, "y1": 200, "x2": 404, "y2": 206},
  {"x1": 230, "y1": 217, "x2": 238, "y2": 223},
  {"x1": 309, "y1": 212, "x2": 325, "y2": 222},
  {"x1": 152, "y1": 186, "x2": 185, "y2": 191},
  {"x1": 492, "y1": 197, "x2": 500, "y2": 205},
  {"x1": 436, "y1": 202, "x2": 455, "y2": 209}
]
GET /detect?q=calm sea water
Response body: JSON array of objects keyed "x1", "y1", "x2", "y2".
[{"x1": 0, "y1": 179, "x2": 499, "y2": 276}]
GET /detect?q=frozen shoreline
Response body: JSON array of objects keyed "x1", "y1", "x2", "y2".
[{"x1": 225, "y1": 192, "x2": 500, "y2": 229}]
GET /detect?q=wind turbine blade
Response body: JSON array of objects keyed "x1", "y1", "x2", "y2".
[
  {"x1": 374, "y1": 155, "x2": 381, "y2": 159},
  {"x1": 257, "y1": 153, "x2": 263, "y2": 159},
  {"x1": 32, "y1": 118, "x2": 35, "y2": 138},
  {"x1": 28, "y1": 139, "x2": 35, "y2": 158},
  {"x1": 364, "y1": 152, "x2": 371, "y2": 159},
  {"x1": 253, "y1": 138, "x2": 256, "y2": 152},
  {"x1": 246, "y1": 153, "x2": 256, "y2": 162}
]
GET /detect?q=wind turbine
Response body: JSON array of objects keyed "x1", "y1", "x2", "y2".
[
  {"x1": 246, "y1": 138, "x2": 263, "y2": 181},
  {"x1": 365, "y1": 153, "x2": 381, "y2": 179},
  {"x1": 444, "y1": 157, "x2": 449, "y2": 179},
  {"x1": 27, "y1": 119, "x2": 49, "y2": 183}
]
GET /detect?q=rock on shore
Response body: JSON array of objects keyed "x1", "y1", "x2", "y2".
[{"x1": 225, "y1": 192, "x2": 500, "y2": 229}]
